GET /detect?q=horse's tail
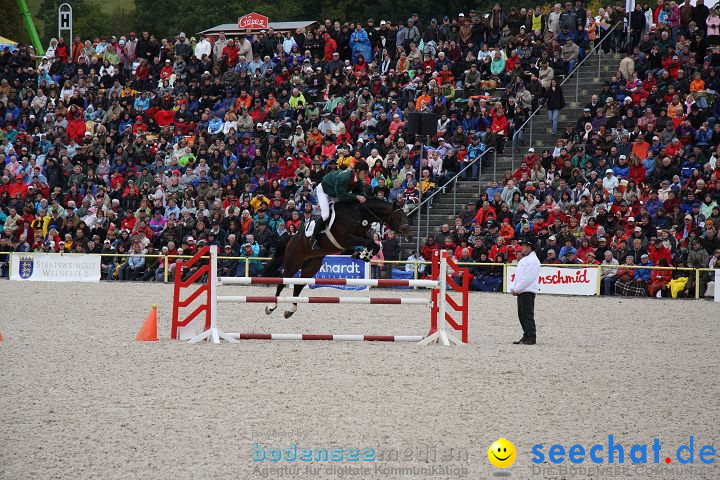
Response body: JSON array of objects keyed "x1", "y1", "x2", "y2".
[{"x1": 261, "y1": 234, "x2": 290, "y2": 277}]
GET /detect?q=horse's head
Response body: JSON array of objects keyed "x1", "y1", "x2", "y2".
[
  {"x1": 389, "y1": 207, "x2": 412, "y2": 242},
  {"x1": 362, "y1": 199, "x2": 412, "y2": 241},
  {"x1": 364, "y1": 199, "x2": 412, "y2": 241}
]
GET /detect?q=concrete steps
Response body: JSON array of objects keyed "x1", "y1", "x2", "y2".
[{"x1": 401, "y1": 51, "x2": 623, "y2": 253}]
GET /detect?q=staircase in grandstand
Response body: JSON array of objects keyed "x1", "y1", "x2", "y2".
[{"x1": 406, "y1": 50, "x2": 625, "y2": 250}]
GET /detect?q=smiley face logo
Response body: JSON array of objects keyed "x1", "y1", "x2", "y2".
[{"x1": 488, "y1": 438, "x2": 516, "y2": 468}]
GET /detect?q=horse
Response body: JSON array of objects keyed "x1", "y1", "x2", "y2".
[{"x1": 261, "y1": 198, "x2": 412, "y2": 318}]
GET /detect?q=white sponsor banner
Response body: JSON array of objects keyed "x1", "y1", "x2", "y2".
[
  {"x1": 10, "y1": 253, "x2": 101, "y2": 282},
  {"x1": 506, "y1": 265, "x2": 598, "y2": 296}
]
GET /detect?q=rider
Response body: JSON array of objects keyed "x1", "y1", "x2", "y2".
[{"x1": 311, "y1": 162, "x2": 369, "y2": 249}]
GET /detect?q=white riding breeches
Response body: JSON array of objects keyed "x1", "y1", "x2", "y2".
[{"x1": 316, "y1": 183, "x2": 331, "y2": 221}]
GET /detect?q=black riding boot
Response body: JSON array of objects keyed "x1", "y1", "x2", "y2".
[{"x1": 311, "y1": 218, "x2": 326, "y2": 250}]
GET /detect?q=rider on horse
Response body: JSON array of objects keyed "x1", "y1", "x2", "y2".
[{"x1": 311, "y1": 162, "x2": 369, "y2": 250}]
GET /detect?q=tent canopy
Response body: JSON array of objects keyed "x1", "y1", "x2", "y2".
[{"x1": 0, "y1": 36, "x2": 18, "y2": 52}]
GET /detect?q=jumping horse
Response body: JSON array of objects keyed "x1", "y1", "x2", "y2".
[{"x1": 261, "y1": 198, "x2": 412, "y2": 318}]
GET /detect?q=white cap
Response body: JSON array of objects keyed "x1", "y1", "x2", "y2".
[
  {"x1": 619, "y1": 154, "x2": 627, "y2": 159},
  {"x1": 528, "y1": 147, "x2": 535, "y2": 152},
  {"x1": 605, "y1": 168, "x2": 613, "y2": 174}
]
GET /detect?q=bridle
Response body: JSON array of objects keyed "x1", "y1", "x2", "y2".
[{"x1": 359, "y1": 202, "x2": 408, "y2": 233}]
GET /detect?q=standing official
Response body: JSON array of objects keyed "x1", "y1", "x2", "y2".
[{"x1": 511, "y1": 240, "x2": 541, "y2": 345}]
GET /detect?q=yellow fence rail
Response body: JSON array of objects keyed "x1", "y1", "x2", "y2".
[{"x1": 9, "y1": 253, "x2": 716, "y2": 300}]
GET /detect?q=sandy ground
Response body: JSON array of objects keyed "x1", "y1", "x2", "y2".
[{"x1": 0, "y1": 281, "x2": 719, "y2": 480}]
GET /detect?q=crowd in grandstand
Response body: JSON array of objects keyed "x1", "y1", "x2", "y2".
[{"x1": 0, "y1": 1, "x2": 719, "y2": 297}]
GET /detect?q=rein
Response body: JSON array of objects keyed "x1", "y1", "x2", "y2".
[{"x1": 359, "y1": 202, "x2": 406, "y2": 232}]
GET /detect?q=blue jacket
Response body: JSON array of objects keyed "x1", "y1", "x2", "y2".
[
  {"x1": 128, "y1": 255, "x2": 145, "y2": 269},
  {"x1": 634, "y1": 261, "x2": 652, "y2": 281},
  {"x1": 613, "y1": 164, "x2": 629, "y2": 179},
  {"x1": 350, "y1": 29, "x2": 371, "y2": 64}
]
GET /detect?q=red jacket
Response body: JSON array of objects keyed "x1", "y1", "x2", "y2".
[
  {"x1": 512, "y1": 165, "x2": 531, "y2": 181},
  {"x1": 121, "y1": 216, "x2": 137, "y2": 231},
  {"x1": 7, "y1": 178, "x2": 28, "y2": 198},
  {"x1": 474, "y1": 206, "x2": 496, "y2": 225},
  {"x1": 136, "y1": 62, "x2": 150, "y2": 80},
  {"x1": 279, "y1": 164, "x2": 296, "y2": 179},
  {"x1": 490, "y1": 112, "x2": 508, "y2": 136},
  {"x1": 56, "y1": 43, "x2": 69, "y2": 63},
  {"x1": 648, "y1": 244, "x2": 673, "y2": 266},
  {"x1": 222, "y1": 44, "x2": 239, "y2": 67},
  {"x1": 629, "y1": 164, "x2": 646, "y2": 183},
  {"x1": 160, "y1": 65, "x2": 173, "y2": 79},
  {"x1": 323, "y1": 36, "x2": 337, "y2": 61},
  {"x1": 67, "y1": 108, "x2": 86, "y2": 144},
  {"x1": 421, "y1": 242, "x2": 440, "y2": 261}
]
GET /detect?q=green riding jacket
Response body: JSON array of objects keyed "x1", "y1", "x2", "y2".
[{"x1": 321, "y1": 170, "x2": 364, "y2": 202}]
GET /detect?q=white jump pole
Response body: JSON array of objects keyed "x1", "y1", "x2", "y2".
[{"x1": 187, "y1": 245, "x2": 238, "y2": 344}]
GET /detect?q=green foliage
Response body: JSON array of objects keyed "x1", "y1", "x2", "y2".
[
  {"x1": 0, "y1": 0, "x2": 31, "y2": 43},
  {"x1": 30, "y1": 0, "x2": 136, "y2": 42},
  {"x1": 21, "y1": 0, "x2": 582, "y2": 47}
]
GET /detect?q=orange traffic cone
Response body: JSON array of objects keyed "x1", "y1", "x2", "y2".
[{"x1": 136, "y1": 304, "x2": 158, "y2": 341}]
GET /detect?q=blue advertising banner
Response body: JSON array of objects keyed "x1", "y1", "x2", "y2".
[{"x1": 307, "y1": 255, "x2": 369, "y2": 290}]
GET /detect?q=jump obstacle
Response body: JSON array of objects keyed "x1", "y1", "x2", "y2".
[{"x1": 170, "y1": 245, "x2": 469, "y2": 345}]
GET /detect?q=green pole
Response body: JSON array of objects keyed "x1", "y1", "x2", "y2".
[{"x1": 17, "y1": 0, "x2": 45, "y2": 55}]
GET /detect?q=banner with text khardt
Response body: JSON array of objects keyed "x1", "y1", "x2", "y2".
[
  {"x1": 307, "y1": 255, "x2": 370, "y2": 291},
  {"x1": 505, "y1": 265, "x2": 598, "y2": 296},
  {"x1": 10, "y1": 253, "x2": 101, "y2": 282}
]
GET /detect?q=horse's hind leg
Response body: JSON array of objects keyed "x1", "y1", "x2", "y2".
[
  {"x1": 284, "y1": 256, "x2": 324, "y2": 319},
  {"x1": 266, "y1": 241, "x2": 304, "y2": 315}
]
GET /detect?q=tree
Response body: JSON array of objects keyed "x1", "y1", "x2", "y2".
[
  {"x1": 0, "y1": 3, "x2": 30, "y2": 43},
  {"x1": 36, "y1": 0, "x2": 91, "y2": 43}
]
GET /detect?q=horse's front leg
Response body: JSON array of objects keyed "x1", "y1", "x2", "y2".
[
  {"x1": 265, "y1": 283, "x2": 284, "y2": 315},
  {"x1": 283, "y1": 284, "x2": 304, "y2": 319},
  {"x1": 284, "y1": 257, "x2": 324, "y2": 318},
  {"x1": 347, "y1": 234, "x2": 379, "y2": 262},
  {"x1": 267, "y1": 255, "x2": 303, "y2": 315}
]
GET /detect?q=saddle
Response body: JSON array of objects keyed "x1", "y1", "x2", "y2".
[{"x1": 304, "y1": 203, "x2": 345, "y2": 250}]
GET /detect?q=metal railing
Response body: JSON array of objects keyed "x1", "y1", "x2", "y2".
[
  {"x1": 407, "y1": 148, "x2": 496, "y2": 252},
  {"x1": 510, "y1": 22, "x2": 623, "y2": 171}
]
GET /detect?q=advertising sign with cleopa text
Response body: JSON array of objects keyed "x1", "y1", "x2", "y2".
[{"x1": 238, "y1": 12, "x2": 269, "y2": 30}]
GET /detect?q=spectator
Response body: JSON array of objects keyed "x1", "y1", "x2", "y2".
[
  {"x1": 0, "y1": 8, "x2": 713, "y2": 297},
  {"x1": 545, "y1": 79, "x2": 565, "y2": 135}
]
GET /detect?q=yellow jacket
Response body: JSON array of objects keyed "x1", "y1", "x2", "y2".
[
  {"x1": 336, "y1": 155, "x2": 356, "y2": 169},
  {"x1": 420, "y1": 178, "x2": 435, "y2": 194},
  {"x1": 250, "y1": 195, "x2": 270, "y2": 211}
]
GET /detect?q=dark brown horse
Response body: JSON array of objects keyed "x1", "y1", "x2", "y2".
[{"x1": 262, "y1": 198, "x2": 412, "y2": 318}]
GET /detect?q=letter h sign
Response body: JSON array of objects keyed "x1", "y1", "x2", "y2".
[{"x1": 58, "y1": 3, "x2": 72, "y2": 42}]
